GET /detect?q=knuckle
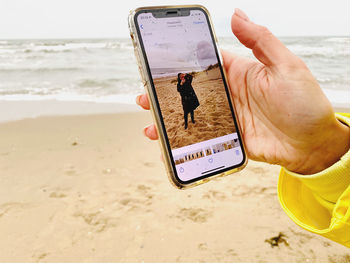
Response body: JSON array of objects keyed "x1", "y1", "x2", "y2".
[
  {"x1": 253, "y1": 25, "x2": 274, "y2": 49},
  {"x1": 259, "y1": 26, "x2": 272, "y2": 38}
]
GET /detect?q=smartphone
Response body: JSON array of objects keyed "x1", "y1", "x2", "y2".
[{"x1": 128, "y1": 5, "x2": 247, "y2": 189}]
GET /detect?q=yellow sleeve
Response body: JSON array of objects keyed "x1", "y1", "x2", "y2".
[{"x1": 278, "y1": 113, "x2": 350, "y2": 247}]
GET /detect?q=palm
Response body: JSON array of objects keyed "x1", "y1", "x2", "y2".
[{"x1": 222, "y1": 51, "x2": 335, "y2": 170}]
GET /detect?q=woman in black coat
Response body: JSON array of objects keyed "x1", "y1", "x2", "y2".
[{"x1": 177, "y1": 73, "x2": 200, "y2": 129}]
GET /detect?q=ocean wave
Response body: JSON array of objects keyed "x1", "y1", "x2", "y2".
[
  {"x1": 105, "y1": 41, "x2": 133, "y2": 50},
  {"x1": 288, "y1": 44, "x2": 350, "y2": 58},
  {"x1": 0, "y1": 86, "x2": 48, "y2": 96},
  {"x1": 22, "y1": 42, "x2": 107, "y2": 53},
  {"x1": 0, "y1": 79, "x2": 143, "y2": 98},
  {"x1": 0, "y1": 93, "x2": 138, "y2": 104},
  {"x1": 77, "y1": 78, "x2": 127, "y2": 88},
  {"x1": 0, "y1": 47, "x2": 71, "y2": 55},
  {"x1": 324, "y1": 37, "x2": 350, "y2": 43},
  {"x1": 23, "y1": 48, "x2": 72, "y2": 54},
  {"x1": 74, "y1": 79, "x2": 143, "y2": 96},
  {"x1": 40, "y1": 42, "x2": 67, "y2": 46},
  {"x1": 317, "y1": 77, "x2": 332, "y2": 83},
  {"x1": 0, "y1": 37, "x2": 347, "y2": 111},
  {"x1": 0, "y1": 89, "x2": 31, "y2": 96},
  {"x1": 0, "y1": 67, "x2": 82, "y2": 73},
  {"x1": 0, "y1": 48, "x2": 17, "y2": 54},
  {"x1": 0, "y1": 40, "x2": 134, "y2": 54}
]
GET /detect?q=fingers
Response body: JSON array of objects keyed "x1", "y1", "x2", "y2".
[
  {"x1": 221, "y1": 49, "x2": 238, "y2": 69},
  {"x1": 143, "y1": 124, "x2": 159, "y2": 140},
  {"x1": 231, "y1": 8, "x2": 298, "y2": 67},
  {"x1": 137, "y1": 94, "x2": 158, "y2": 140},
  {"x1": 136, "y1": 94, "x2": 150, "y2": 110},
  {"x1": 221, "y1": 49, "x2": 245, "y2": 83},
  {"x1": 221, "y1": 49, "x2": 254, "y2": 71}
]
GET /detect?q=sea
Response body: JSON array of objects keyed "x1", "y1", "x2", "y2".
[{"x1": 0, "y1": 36, "x2": 349, "y2": 112}]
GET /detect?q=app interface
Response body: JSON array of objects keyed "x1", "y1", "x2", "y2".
[{"x1": 137, "y1": 9, "x2": 243, "y2": 182}]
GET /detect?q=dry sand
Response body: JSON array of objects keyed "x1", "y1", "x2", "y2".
[
  {"x1": 0, "y1": 112, "x2": 349, "y2": 262},
  {"x1": 154, "y1": 65, "x2": 236, "y2": 149}
]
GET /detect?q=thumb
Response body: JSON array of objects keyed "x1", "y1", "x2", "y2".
[{"x1": 231, "y1": 8, "x2": 298, "y2": 67}]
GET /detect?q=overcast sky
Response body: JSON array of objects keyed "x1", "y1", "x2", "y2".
[{"x1": 1, "y1": 0, "x2": 350, "y2": 39}]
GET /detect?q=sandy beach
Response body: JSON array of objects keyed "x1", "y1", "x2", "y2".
[
  {"x1": 0, "y1": 111, "x2": 349, "y2": 262},
  {"x1": 154, "y1": 65, "x2": 236, "y2": 149}
]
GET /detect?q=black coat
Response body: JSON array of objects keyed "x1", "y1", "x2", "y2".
[{"x1": 177, "y1": 74, "x2": 200, "y2": 113}]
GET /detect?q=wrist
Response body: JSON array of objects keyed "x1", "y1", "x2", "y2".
[{"x1": 291, "y1": 117, "x2": 350, "y2": 175}]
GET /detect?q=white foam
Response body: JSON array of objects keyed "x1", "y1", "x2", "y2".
[
  {"x1": 288, "y1": 44, "x2": 350, "y2": 57},
  {"x1": 0, "y1": 93, "x2": 137, "y2": 104},
  {"x1": 29, "y1": 42, "x2": 106, "y2": 52},
  {"x1": 0, "y1": 48, "x2": 17, "y2": 54},
  {"x1": 324, "y1": 37, "x2": 350, "y2": 43}
]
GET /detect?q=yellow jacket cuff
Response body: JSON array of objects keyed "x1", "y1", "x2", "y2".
[{"x1": 278, "y1": 113, "x2": 350, "y2": 247}]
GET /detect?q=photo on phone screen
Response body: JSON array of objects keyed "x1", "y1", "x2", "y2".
[{"x1": 135, "y1": 8, "x2": 245, "y2": 184}]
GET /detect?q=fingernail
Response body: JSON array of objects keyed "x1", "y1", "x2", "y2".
[
  {"x1": 136, "y1": 95, "x2": 141, "y2": 105},
  {"x1": 143, "y1": 126, "x2": 150, "y2": 137},
  {"x1": 234, "y1": 8, "x2": 250, "y2": 22},
  {"x1": 140, "y1": 94, "x2": 146, "y2": 105}
]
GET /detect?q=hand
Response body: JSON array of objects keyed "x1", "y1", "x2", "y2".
[{"x1": 136, "y1": 9, "x2": 350, "y2": 175}]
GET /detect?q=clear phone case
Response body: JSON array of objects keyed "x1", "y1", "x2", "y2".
[{"x1": 128, "y1": 5, "x2": 247, "y2": 189}]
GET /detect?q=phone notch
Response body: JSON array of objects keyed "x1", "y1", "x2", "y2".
[{"x1": 151, "y1": 9, "x2": 190, "y2": 18}]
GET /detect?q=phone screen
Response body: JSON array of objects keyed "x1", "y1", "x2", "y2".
[{"x1": 135, "y1": 8, "x2": 245, "y2": 184}]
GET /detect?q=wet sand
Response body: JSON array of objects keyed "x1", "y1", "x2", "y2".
[
  {"x1": 154, "y1": 65, "x2": 236, "y2": 149},
  {"x1": 0, "y1": 112, "x2": 349, "y2": 262}
]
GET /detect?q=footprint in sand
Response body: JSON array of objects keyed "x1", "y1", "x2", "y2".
[
  {"x1": 249, "y1": 166, "x2": 269, "y2": 174},
  {"x1": 258, "y1": 186, "x2": 276, "y2": 195},
  {"x1": 232, "y1": 184, "x2": 276, "y2": 197},
  {"x1": 118, "y1": 185, "x2": 154, "y2": 210},
  {"x1": 231, "y1": 185, "x2": 254, "y2": 197},
  {"x1": 328, "y1": 254, "x2": 350, "y2": 262},
  {"x1": 49, "y1": 192, "x2": 67, "y2": 198},
  {"x1": 288, "y1": 227, "x2": 315, "y2": 241},
  {"x1": 119, "y1": 197, "x2": 138, "y2": 206},
  {"x1": 136, "y1": 184, "x2": 154, "y2": 204},
  {"x1": 198, "y1": 243, "x2": 208, "y2": 251},
  {"x1": 143, "y1": 162, "x2": 156, "y2": 168},
  {"x1": 63, "y1": 164, "x2": 76, "y2": 176},
  {"x1": 226, "y1": 249, "x2": 238, "y2": 257},
  {"x1": 73, "y1": 209, "x2": 118, "y2": 233},
  {"x1": 176, "y1": 207, "x2": 212, "y2": 223},
  {"x1": 32, "y1": 252, "x2": 49, "y2": 262},
  {"x1": 202, "y1": 190, "x2": 227, "y2": 201}
]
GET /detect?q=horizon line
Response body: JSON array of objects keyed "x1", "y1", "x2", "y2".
[{"x1": 0, "y1": 35, "x2": 349, "y2": 41}]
